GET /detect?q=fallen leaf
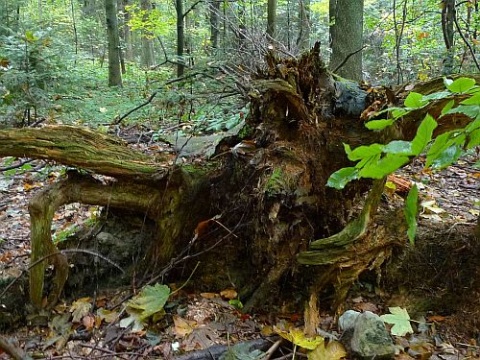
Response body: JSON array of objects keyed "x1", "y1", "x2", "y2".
[
  {"x1": 381, "y1": 307, "x2": 413, "y2": 336},
  {"x1": 220, "y1": 289, "x2": 237, "y2": 300},
  {"x1": 173, "y1": 315, "x2": 197, "y2": 338}
]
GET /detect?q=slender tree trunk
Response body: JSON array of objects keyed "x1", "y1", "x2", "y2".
[
  {"x1": 442, "y1": 0, "x2": 455, "y2": 75},
  {"x1": 121, "y1": 0, "x2": 134, "y2": 62},
  {"x1": 329, "y1": 0, "x2": 364, "y2": 81},
  {"x1": 297, "y1": 0, "x2": 310, "y2": 50},
  {"x1": 176, "y1": 0, "x2": 185, "y2": 76},
  {"x1": 105, "y1": 0, "x2": 123, "y2": 86},
  {"x1": 209, "y1": 0, "x2": 220, "y2": 52},
  {"x1": 267, "y1": 0, "x2": 277, "y2": 40},
  {"x1": 140, "y1": 0, "x2": 155, "y2": 68}
]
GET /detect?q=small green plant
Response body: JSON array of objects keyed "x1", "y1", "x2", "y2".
[{"x1": 328, "y1": 77, "x2": 480, "y2": 242}]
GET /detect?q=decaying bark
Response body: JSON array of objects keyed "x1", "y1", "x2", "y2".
[{"x1": 0, "y1": 43, "x2": 475, "y2": 315}]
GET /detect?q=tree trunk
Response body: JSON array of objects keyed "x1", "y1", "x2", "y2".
[
  {"x1": 297, "y1": 0, "x2": 310, "y2": 51},
  {"x1": 0, "y1": 45, "x2": 476, "y2": 318},
  {"x1": 267, "y1": 0, "x2": 277, "y2": 40},
  {"x1": 176, "y1": 0, "x2": 185, "y2": 77},
  {"x1": 105, "y1": 0, "x2": 122, "y2": 86},
  {"x1": 329, "y1": 0, "x2": 364, "y2": 81},
  {"x1": 140, "y1": 0, "x2": 155, "y2": 68},
  {"x1": 442, "y1": 0, "x2": 455, "y2": 75},
  {"x1": 209, "y1": 0, "x2": 220, "y2": 52}
]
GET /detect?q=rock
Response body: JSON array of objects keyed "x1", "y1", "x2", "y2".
[
  {"x1": 338, "y1": 309, "x2": 361, "y2": 331},
  {"x1": 350, "y1": 311, "x2": 395, "y2": 359}
]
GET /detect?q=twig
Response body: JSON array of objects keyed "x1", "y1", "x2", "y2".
[
  {"x1": 333, "y1": 45, "x2": 367, "y2": 74},
  {"x1": 0, "y1": 335, "x2": 33, "y2": 360}
]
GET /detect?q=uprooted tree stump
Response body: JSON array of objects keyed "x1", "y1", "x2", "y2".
[{"x1": 0, "y1": 43, "x2": 477, "y2": 317}]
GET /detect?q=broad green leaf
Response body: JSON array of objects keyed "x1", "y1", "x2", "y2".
[
  {"x1": 411, "y1": 114, "x2": 437, "y2": 155},
  {"x1": 426, "y1": 131, "x2": 453, "y2": 167},
  {"x1": 359, "y1": 154, "x2": 410, "y2": 179},
  {"x1": 380, "y1": 307, "x2": 413, "y2": 336},
  {"x1": 383, "y1": 140, "x2": 413, "y2": 156},
  {"x1": 423, "y1": 91, "x2": 452, "y2": 101},
  {"x1": 348, "y1": 143, "x2": 384, "y2": 161},
  {"x1": 440, "y1": 99, "x2": 455, "y2": 115},
  {"x1": 343, "y1": 143, "x2": 352, "y2": 157},
  {"x1": 356, "y1": 153, "x2": 381, "y2": 169},
  {"x1": 460, "y1": 92, "x2": 480, "y2": 105},
  {"x1": 308, "y1": 340, "x2": 347, "y2": 360},
  {"x1": 327, "y1": 167, "x2": 358, "y2": 190},
  {"x1": 404, "y1": 92, "x2": 427, "y2": 109},
  {"x1": 404, "y1": 184, "x2": 418, "y2": 244},
  {"x1": 446, "y1": 104, "x2": 480, "y2": 118},
  {"x1": 126, "y1": 284, "x2": 170, "y2": 320},
  {"x1": 446, "y1": 77, "x2": 476, "y2": 93},
  {"x1": 428, "y1": 144, "x2": 463, "y2": 169},
  {"x1": 465, "y1": 118, "x2": 480, "y2": 133},
  {"x1": 276, "y1": 328, "x2": 324, "y2": 350},
  {"x1": 365, "y1": 119, "x2": 395, "y2": 130},
  {"x1": 467, "y1": 128, "x2": 480, "y2": 149},
  {"x1": 391, "y1": 108, "x2": 410, "y2": 119}
]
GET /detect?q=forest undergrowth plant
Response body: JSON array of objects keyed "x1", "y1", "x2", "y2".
[{"x1": 328, "y1": 77, "x2": 480, "y2": 243}]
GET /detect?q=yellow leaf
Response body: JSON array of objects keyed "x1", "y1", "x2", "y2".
[
  {"x1": 275, "y1": 327, "x2": 324, "y2": 350},
  {"x1": 308, "y1": 340, "x2": 347, "y2": 360},
  {"x1": 173, "y1": 315, "x2": 197, "y2": 338},
  {"x1": 220, "y1": 289, "x2": 238, "y2": 300},
  {"x1": 70, "y1": 297, "x2": 92, "y2": 323}
]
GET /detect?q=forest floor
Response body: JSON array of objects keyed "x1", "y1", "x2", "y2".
[{"x1": 1, "y1": 128, "x2": 480, "y2": 359}]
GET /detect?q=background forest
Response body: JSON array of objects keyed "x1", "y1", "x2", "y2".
[{"x1": 1, "y1": 0, "x2": 480, "y2": 130}]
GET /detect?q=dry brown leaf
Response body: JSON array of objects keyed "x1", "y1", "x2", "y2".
[
  {"x1": 173, "y1": 315, "x2": 197, "y2": 338},
  {"x1": 220, "y1": 289, "x2": 237, "y2": 300}
]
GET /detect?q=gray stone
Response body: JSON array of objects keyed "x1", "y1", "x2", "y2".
[
  {"x1": 339, "y1": 310, "x2": 361, "y2": 331},
  {"x1": 350, "y1": 311, "x2": 395, "y2": 359}
]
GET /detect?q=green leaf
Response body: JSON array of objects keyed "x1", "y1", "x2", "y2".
[
  {"x1": 426, "y1": 131, "x2": 452, "y2": 167},
  {"x1": 428, "y1": 144, "x2": 463, "y2": 169},
  {"x1": 391, "y1": 108, "x2": 410, "y2": 119},
  {"x1": 467, "y1": 128, "x2": 480, "y2": 149},
  {"x1": 445, "y1": 77, "x2": 476, "y2": 93},
  {"x1": 380, "y1": 307, "x2": 414, "y2": 336},
  {"x1": 359, "y1": 154, "x2": 410, "y2": 179},
  {"x1": 404, "y1": 92, "x2": 427, "y2": 109},
  {"x1": 365, "y1": 119, "x2": 395, "y2": 130},
  {"x1": 327, "y1": 167, "x2": 358, "y2": 190},
  {"x1": 411, "y1": 114, "x2": 437, "y2": 155},
  {"x1": 348, "y1": 143, "x2": 384, "y2": 161},
  {"x1": 404, "y1": 184, "x2": 418, "y2": 244},
  {"x1": 383, "y1": 140, "x2": 413, "y2": 156},
  {"x1": 126, "y1": 284, "x2": 170, "y2": 321},
  {"x1": 446, "y1": 104, "x2": 480, "y2": 118},
  {"x1": 440, "y1": 99, "x2": 455, "y2": 115},
  {"x1": 422, "y1": 91, "x2": 452, "y2": 101},
  {"x1": 465, "y1": 117, "x2": 480, "y2": 133},
  {"x1": 460, "y1": 92, "x2": 480, "y2": 105}
]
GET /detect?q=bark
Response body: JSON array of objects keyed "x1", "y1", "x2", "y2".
[
  {"x1": 297, "y1": 0, "x2": 310, "y2": 50},
  {"x1": 329, "y1": 0, "x2": 364, "y2": 81},
  {"x1": 176, "y1": 0, "x2": 185, "y2": 76},
  {"x1": 0, "y1": 44, "x2": 476, "y2": 317},
  {"x1": 267, "y1": 0, "x2": 277, "y2": 40},
  {"x1": 105, "y1": 0, "x2": 122, "y2": 86}
]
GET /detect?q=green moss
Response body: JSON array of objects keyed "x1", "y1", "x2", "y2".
[{"x1": 265, "y1": 168, "x2": 288, "y2": 195}]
